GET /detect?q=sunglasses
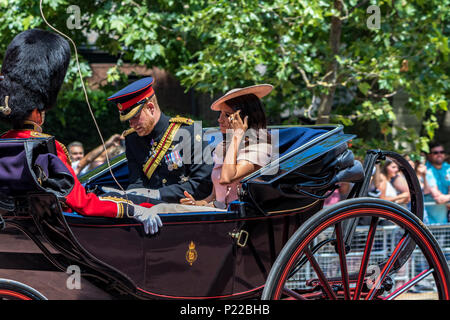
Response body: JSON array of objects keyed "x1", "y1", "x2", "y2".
[{"x1": 431, "y1": 150, "x2": 445, "y2": 155}]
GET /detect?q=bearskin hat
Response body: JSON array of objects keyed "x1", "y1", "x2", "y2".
[{"x1": 0, "y1": 28, "x2": 71, "y2": 125}]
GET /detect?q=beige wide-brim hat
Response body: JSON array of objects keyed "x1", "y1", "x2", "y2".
[{"x1": 210, "y1": 84, "x2": 273, "y2": 111}]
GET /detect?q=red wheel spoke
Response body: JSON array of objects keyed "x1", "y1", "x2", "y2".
[
  {"x1": 304, "y1": 247, "x2": 337, "y2": 300},
  {"x1": 335, "y1": 222, "x2": 351, "y2": 300},
  {"x1": 282, "y1": 287, "x2": 308, "y2": 300},
  {"x1": 353, "y1": 217, "x2": 379, "y2": 300},
  {"x1": 365, "y1": 233, "x2": 409, "y2": 300}
]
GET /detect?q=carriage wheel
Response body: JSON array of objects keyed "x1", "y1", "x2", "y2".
[
  {"x1": 262, "y1": 198, "x2": 450, "y2": 300},
  {"x1": 0, "y1": 279, "x2": 47, "y2": 300}
]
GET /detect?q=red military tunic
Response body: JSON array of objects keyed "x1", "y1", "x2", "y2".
[{"x1": 1, "y1": 128, "x2": 132, "y2": 218}]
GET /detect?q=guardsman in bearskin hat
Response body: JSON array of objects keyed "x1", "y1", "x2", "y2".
[
  {"x1": 105, "y1": 77, "x2": 213, "y2": 203},
  {"x1": 0, "y1": 28, "x2": 161, "y2": 234}
]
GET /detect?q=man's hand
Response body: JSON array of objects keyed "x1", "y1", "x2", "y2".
[
  {"x1": 435, "y1": 193, "x2": 450, "y2": 205},
  {"x1": 101, "y1": 186, "x2": 126, "y2": 195},
  {"x1": 131, "y1": 205, "x2": 163, "y2": 234},
  {"x1": 105, "y1": 134, "x2": 123, "y2": 148}
]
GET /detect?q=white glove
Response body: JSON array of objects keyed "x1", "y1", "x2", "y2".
[{"x1": 131, "y1": 205, "x2": 163, "y2": 235}]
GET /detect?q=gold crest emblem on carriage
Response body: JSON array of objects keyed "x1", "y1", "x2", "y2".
[{"x1": 185, "y1": 241, "x2": 198, "y2": 266}]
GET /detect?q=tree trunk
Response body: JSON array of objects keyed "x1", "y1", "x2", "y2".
[{"x1": 316, "y1": 0, "x2": 343, "y2": 124}]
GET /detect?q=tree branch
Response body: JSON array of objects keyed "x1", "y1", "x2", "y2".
[
  {"x1": 348, "y1": 0, "x2": 371, "y2": 15},
  {"x1": 368, "y1": 90, "x2": 398, "y2": 98},
  {"x1": 292, "y1": 62, "x2": 336, "y2": 88}
]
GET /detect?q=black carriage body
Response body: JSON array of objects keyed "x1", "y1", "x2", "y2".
[
  {"x1": 63, "y1": 203, "x2": 313, "y2": 299},
  {"x1": 0, "y1": 125, "x2": 361, "y2": 299}
]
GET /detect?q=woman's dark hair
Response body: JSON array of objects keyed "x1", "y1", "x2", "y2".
[
  {"x1": 224, "y1": 93, "x2": 267, "y2": 130},
  {"x1": 219, "y1": 93, "x2": 270, "y2": 156},
  {"x1": 381, "y1": 158, "x2": 393, "y2": 176}
]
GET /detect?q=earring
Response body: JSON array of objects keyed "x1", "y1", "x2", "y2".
[{"x1": 0, "y1": 96, "x2": 11, "y2": 116}]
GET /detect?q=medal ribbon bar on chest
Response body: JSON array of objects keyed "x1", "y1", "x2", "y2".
[{"x1": 142, "y1": 121, "x2": 182, "y2": 180}]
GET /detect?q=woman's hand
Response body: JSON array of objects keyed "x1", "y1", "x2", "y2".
[
  {"x1": 180, "y1": 191, "x2": 196, "y2": 205},
  {"x1": 228, "y1": 110, "x2": 248, "y2": 136},
  {"x1": 180, "y1": 191, "x2": 208, "y2": 206}
]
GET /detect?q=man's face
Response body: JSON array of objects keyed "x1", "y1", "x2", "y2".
[
  {"x1": 429, "y1": 146, "x2": 446, "y2": 166},
  {"x1": 128, "y1": 103, "x2": 157, "y2": 136},
  {"x1": 69, "y1": 146, "x2": 84, "y2": 161}
]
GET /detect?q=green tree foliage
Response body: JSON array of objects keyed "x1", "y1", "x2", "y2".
[{"x1": 0, "y1": 0, "x2": 448, "y2": 156}]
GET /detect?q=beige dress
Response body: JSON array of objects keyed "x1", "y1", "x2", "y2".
[
  {"x1": 146, "y1": 140, "x2": 272, "y2": 214},
  {"x1": 211, "y1": 141, "x2": 272, "y2": 205}
]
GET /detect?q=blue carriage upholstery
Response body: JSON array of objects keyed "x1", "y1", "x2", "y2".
[
  {"x1": 204, "y1": 126, "x2": 329, "y2": 158},
  {"x1": 275, "y1": 126, "x2": 328, "y2": 156}
]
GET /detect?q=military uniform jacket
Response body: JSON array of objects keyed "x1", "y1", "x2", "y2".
[
  {"x1": 1, "y1": 128, "x2": 133, "y2": 218},
  {"x1": 125, "y1": 113, "x2": 214, "y2": 202}
]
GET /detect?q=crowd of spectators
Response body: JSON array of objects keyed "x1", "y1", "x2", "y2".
[
  {"x1": 422, "y1": 142, "x2": 450, "y2": 224},
  {"x1": 324, "y1": 142, "x2": 450, "y2": 225},
  {"x1": 67, "y1": 134, "x2": 125, "y2": 176}
]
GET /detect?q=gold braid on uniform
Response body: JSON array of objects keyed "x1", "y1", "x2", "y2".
[
  {"x1": 57, "y1": 141, "x2": 72, "y2": 167},
  {"x1": 27, "y1": 130, "x2": 72, "y2": 166},
  {"x1": 23, "y1": 120, "x2": 43, "y2": 133},
  {"x1": 29, "y1": 131, "x2": 51, "y2": 138},
  {"x1": 99, "y1": 196, "x2": 134, "y2": 218},
  {"x1": 121, "y1": 127, "x2": 136, "y2": 137},
  {"x1": 141, "y1": 115, "x2": 194, "y2": 180},
  {"x1": 169, "y1": 115, "x2": 194, "y2": 125}
]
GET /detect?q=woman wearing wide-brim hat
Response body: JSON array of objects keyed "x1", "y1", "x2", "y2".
[
  {"x1": 135, "y1": 84, "x2": 274, "y2": 215},
  {"x1": 180, "y1": 83, "x2": 274, "y2": 209}
]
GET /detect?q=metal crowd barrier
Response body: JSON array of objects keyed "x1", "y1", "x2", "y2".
[{"x1": 286, "y1": 202, "x2": 450, "y2": 299}]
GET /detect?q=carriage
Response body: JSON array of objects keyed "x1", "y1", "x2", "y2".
[{"x1": 0, "y1": 124, "x2": 448, "y2": 300}]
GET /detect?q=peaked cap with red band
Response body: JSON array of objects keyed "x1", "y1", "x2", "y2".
[{"x1": 107, "y1": 77, "x2": 155, "y2": 122}]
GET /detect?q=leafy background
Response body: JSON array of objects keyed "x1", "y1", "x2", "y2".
[{"x1": 0, "y1": 0, "x2": 448, "y2": 157}]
